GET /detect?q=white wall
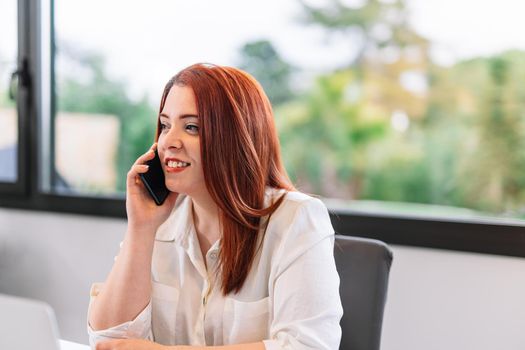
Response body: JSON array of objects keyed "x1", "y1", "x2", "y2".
[
  {"x1": 1, "y1": 207, "x2": 524, "y2": 348},
  {"x1": 382, "y1": 245, "x2": 525, "y2": 350},
  {"x1": 0, "y1": 208, "x2": 125, "y2": 344}
]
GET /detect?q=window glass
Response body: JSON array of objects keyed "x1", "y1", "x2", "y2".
[
  {"x1": 54, "y1": 0, "x2": 525, "y2": 220},
  {"x1": 0, "y1": 0, "x2": 18, "y2": 183}
]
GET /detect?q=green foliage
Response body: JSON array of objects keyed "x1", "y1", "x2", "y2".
[
  {"x1": 298, "y1": 0, "x2": 425, "y2": 66},
  {"x1": 57, "y1": 52, "x2": 156, "y2": 192},
  {"x1": 53, "y1": 24, "x2": 525, "y2": 217},
  {"x1": 277, "y1": 70, "x2": 386, "y2": 196},
  {"x1": 289, "y1": 0, "x2": 525, "y2": 217},
  {"x1": 237, "y1": 40, "x2": 295, "y2": 105},
  {"x1": 432, "y1": 51, "x2": 525, "y2": 213}
]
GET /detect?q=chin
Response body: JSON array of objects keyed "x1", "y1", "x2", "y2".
[
  {"x1": 166, "y1": 183, "x2": 184, "y2": 194},
  {"x1": 165, "y1": 180, "x2": 190, "y2": 195}
]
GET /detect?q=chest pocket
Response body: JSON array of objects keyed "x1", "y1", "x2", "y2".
[
  {"x1": 151, "y1": 281, "x2": 179, "y2": 345},
  {"x1": 223, "y1": 296, "x2": 270, "y2": 344}
]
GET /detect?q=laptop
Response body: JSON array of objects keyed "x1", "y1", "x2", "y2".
[{"x1": 0, "y1": 293, "x2": 61, "y2": 350}]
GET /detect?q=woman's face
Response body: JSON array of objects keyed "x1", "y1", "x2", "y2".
[{"x1": 157, "y1": 85, "x2": 206, "y2": 197}]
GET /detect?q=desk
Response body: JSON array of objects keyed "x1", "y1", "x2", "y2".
[{"x1": 60, "y1": 339, "x2": 90, "y2": 350}]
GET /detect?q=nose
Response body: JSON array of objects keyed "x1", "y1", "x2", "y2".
[
  {"x1": 162, "y1": 127, "x2": 183, "y2": 150},
  {"x1": 172, "y1": 139, "x2": 183, "y2": 149}
]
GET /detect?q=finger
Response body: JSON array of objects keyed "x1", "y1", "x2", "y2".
[
  {"x1": 134, "y1": 149, "x2": 156, "y2": 166},
  {"x1": 128, "y1": 164, "x2": 150, "y2": 177},
  {"x1": 133, "y1": 143, "x2": 158, "y2": 166},
  {"x1": 127, "y1": 164, "x2": 150, "y2": 184},
  {"x1": 133, "y1": 164, "x2": 150, "y2": 174}
]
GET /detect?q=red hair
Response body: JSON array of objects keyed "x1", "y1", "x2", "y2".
[{"x1": 156, "y1": 63, "x2": 295, "y2": 294}]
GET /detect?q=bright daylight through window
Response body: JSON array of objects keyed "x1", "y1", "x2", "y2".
[
  {"x1": 44, "y1": 0, "x2": 525, "y2": 220},
  {"x1": 0, "y1": 0, "x2": 18, "y2": 183}
]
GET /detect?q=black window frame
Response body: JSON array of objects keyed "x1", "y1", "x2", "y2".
[{"x1": 1, "y1": 0, "x2": 524, "y2": 258}]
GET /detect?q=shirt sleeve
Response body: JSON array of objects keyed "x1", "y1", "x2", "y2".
[
  {"x1": 87, "y1": 283, "x2": 153, "y2": 349},
  {"x1": 264, "y1": 198, "x2": 343, "y2": 350}
]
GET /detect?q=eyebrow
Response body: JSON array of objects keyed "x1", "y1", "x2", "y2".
[{"x1": 159, "y1": 113, "x2": 198, "y2": 120}]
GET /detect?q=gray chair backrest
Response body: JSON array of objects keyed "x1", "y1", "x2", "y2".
[{"x1": 334, "y1": 235, "x2": 393, "y2": 350}]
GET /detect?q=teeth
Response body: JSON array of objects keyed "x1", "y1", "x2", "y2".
[{"x1": 167, "y1": 160, "x2": 190, "y2": 168}]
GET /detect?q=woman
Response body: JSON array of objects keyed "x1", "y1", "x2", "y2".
[{"x1": 88, "y1": 63, "x2": 342, "y2": 350}]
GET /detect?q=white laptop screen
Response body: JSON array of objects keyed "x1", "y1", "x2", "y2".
[{"x1": 0, "y1": 293, "x2": 61, "y2": 350}]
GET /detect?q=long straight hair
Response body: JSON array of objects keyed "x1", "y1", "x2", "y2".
[{"x1": 156, "y1": 63, "x2": 295, "y2": 294}]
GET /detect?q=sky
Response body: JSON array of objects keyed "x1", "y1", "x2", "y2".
[{"x1": 2, "y1": 0, "x2": 525, "y2": 104}]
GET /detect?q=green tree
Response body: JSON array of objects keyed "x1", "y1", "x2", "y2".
[
  {"x1": 298, "y1": 0, "x2": 427, "y2": 67},
  {"x1": 57, "y1": 48, "x2": 156, "y2": 192},
  {"x1": 413, "y1": 50, "x2": 525, "y2": 215},
  {"x1": 237, "y1": 40, "x2": 295, "y2": 106},
  {"x1": 293, "y1": 0, "x2": 515, "y2": 214},
  {"x1": 451, "y1": 52, "x2": 525, "y2": 213},
  {"x1": 277, "y1": 70, "x2": 386, "y2": 197}
]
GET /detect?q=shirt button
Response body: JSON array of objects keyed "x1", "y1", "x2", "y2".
[{"x1": 210, "y1": 252, "x2": 218, "y2": 260}]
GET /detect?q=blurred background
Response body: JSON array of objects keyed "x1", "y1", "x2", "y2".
[
  {"x1": 3, "y1": 0, "x2": 525, "y2": 221},
  {"x1": 2, "y1": 1, "x2": 525, "y2": 349}
]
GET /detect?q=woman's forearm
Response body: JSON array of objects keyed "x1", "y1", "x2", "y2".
[{"x1": 88, "y1": 227, "x2": 156, "y2": 330}]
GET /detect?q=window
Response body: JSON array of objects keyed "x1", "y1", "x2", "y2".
[
  {"x1": 2, "y1": 0, "x2": 525, "y2": 257},
  {"x1": 51, "y1": 0, "x2": 305, "y2": 197},
  {"x1": 0, "y1": 0, "x2": 18, "y2": 184}
]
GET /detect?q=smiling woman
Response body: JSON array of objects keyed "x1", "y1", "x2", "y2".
[
  {"x1": 87, "y1": 63, "x2": 343, "y2": 350},
  {"x1": 3, "y1": 2, "x2": 525, "y2": 350},
  {"x1": 2, "y1": 6, "x2": 525, "y2": 349}
]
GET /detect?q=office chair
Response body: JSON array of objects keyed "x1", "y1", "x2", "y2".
[{"x1": 334, "y1": 235, "x2": 393, "y2": 350}]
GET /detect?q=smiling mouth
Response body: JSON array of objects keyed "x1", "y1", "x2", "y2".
[
  {"x1": 166, "y1": 160, "x2": 191, "y2": 169},
  {"x1": 165, "y1": 158, "x2": 191, "y2": 173}
]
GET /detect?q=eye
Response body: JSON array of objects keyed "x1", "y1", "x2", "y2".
[
  {"x1": 160, "y1": 123, "x2": 170, "y2": 132},
  {"x1": 186, "y1": 124, "x2": 199, "y2": 134}
]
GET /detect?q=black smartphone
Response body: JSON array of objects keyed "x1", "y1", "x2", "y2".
[{"x1": 139, "y1": 149, "x2": 170, "y2": 205}]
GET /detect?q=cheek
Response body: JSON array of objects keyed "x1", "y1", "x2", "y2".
[
  {"x1": 156, "y1": 133, "x2": 165, "y2": 146},
  {"x1": 157, "y1": 145, "x2": 164, "y2": 159},
  {"x1": 157, "y1": 135, "x2": 167, "y2": 153}
]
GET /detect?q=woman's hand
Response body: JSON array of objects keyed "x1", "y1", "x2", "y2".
[
  {"x1": 126, "y1": 143, "x2": 178, "y2": 235},
  {"x1": 95, "y1": 339, "x2": 175, "y2": 350}
]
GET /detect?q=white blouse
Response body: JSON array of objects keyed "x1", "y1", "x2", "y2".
[{"x1": 88, "y1": 188, "x2": 343, "y2": 349}]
